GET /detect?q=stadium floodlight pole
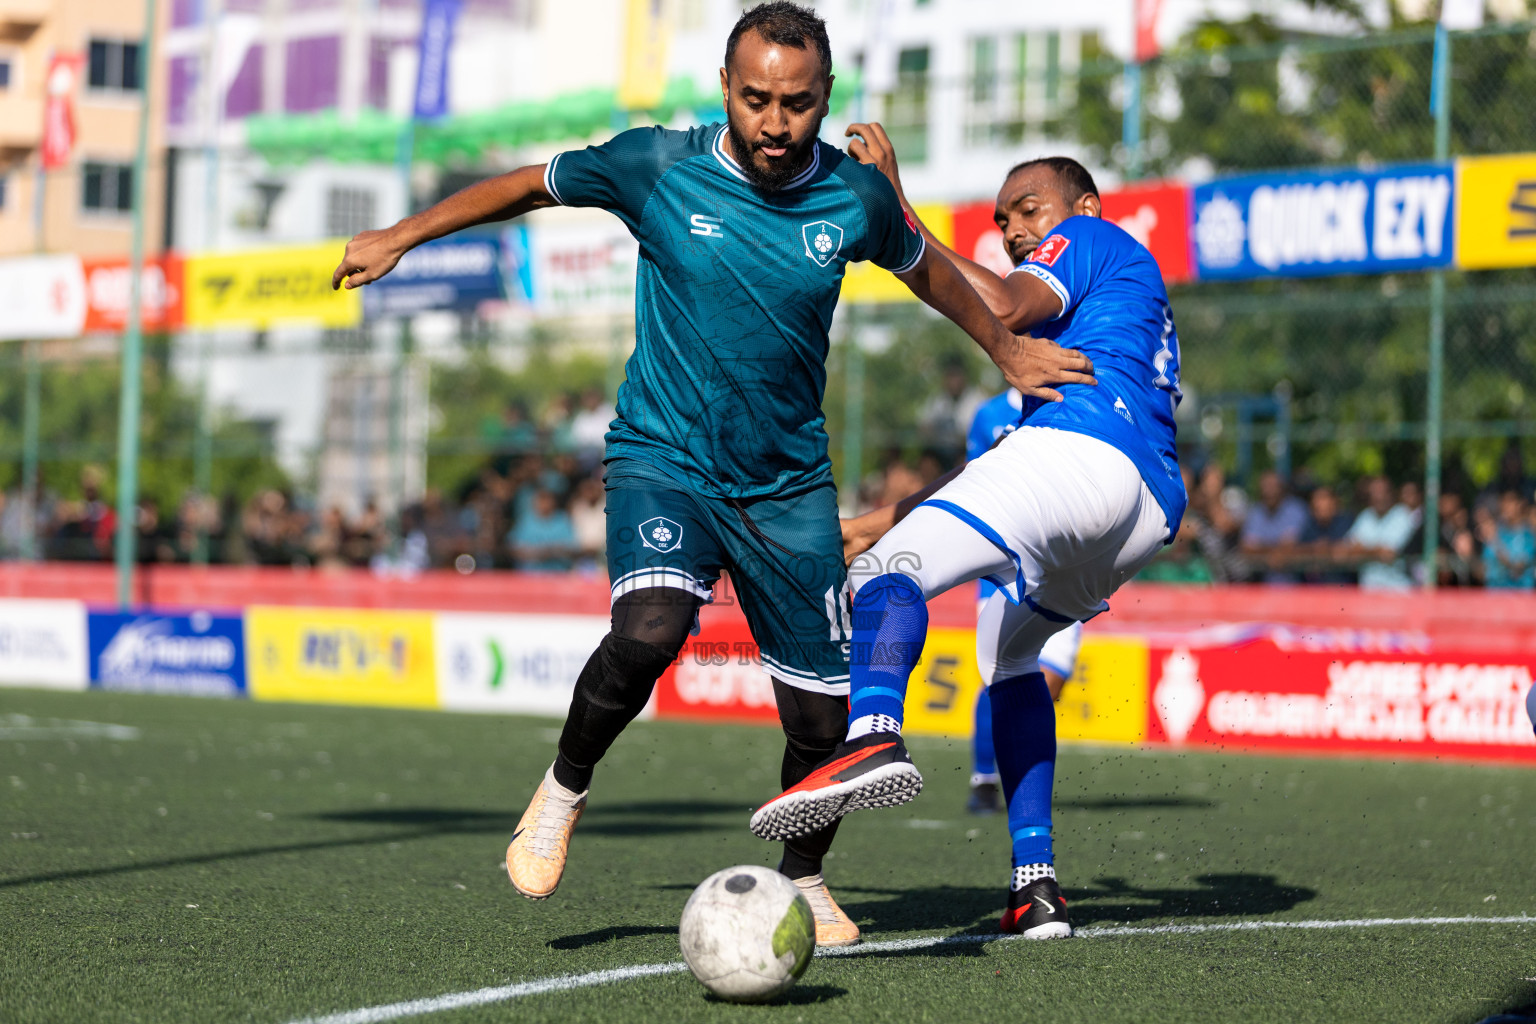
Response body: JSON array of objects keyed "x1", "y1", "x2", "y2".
[
  {"x1": 114, "y1": 0, "x2": 160, "y2": 610},
  {"x1": 1421, "y1": 23, "x2": 1452, "y2": 589}
]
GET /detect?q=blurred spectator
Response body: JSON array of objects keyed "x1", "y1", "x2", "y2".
[
  {"x1": 1431, "y1": 491, "x2": 1480, "y2": 587},
  {"x1": 496, "y1": 401, "x2": 538, "y2": 468},
  {"x1": 878, "y1": 461, "x2": 925, "y2": 508},
  {"x1": 1476, "y1": 443, "x2": 1533, "y2": 518},
  {"x1": 570, "y1": 387, "x2": 615, "y2": 470},
  {"x1": 543, "y1": 392, "x2": 577, "y2": 455},
  {"x1": 1479, "y1": 490, "x2": 1535, "y2": 590},
  {"x1": 1297, "y1": 486, "x2": 1353, "y2": 584},
  {"x1": 309, "y1": 506, "x2": 349, "y2": 569},
  {"x1": 569, "y1": 474, "x2": 607, "y2": 571},
  {"x1": 1398, "y1": 480, "x2": 1424, "y2": 531},
  {"x1": 1344, "y1": 476, "x2": 1416, "y2": 590},
  {"x1": 916, "y1": 358, "x2": 986, "y2": 465},
  {"x1": 1240, "y1": 471, "x2": 1308, "y2": 583},
  {"x1": 134, "y1": 498, "x2": 178, "y2": 564},
  {"x1": 1138, "y1": 465, "x2": 1213, "y2": 583},
  {"x1": 510, "y1": 489, "x2": 578, "y2": 571},
  {"x1": 1187, "y1": 464, "x2": 1245, "y2": 583}
]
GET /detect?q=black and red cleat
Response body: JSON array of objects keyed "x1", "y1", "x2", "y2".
[
  {"x1": 1000, "y1": 876, "x2": 1072, "y2": 939},
  {"x1": 749, "y1": 732, "x2": 923, "y2": 841}
]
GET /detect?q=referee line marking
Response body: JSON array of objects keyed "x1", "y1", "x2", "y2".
[{"x1": 284, "y1": 915, "x2": 1536, "y2": 1024}]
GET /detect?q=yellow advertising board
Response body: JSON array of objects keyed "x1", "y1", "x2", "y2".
[
  {"x1": 841, "y1": 203, "x2": 953, "y2": 305},
  {"x1": 247, "y1": 607, "x2": 437, "y2": 708},
  {"x1": 903, "y1": 629, "x2": 1149, "y2": 744},
  {"x1": 618, "y1": 0, "x2": 675, "y2": 110},
  {"x1": 1055, "y1": 636, "x2": 1149, "y2": 744},
  {"x1": 184, "y1": 242, "x2": 361, "y2": 328},
  {"x1": 1455, "y1": 154, "x2": 1536, "y2": 270}
]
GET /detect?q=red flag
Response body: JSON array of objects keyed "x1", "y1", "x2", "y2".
[
  {"x1": 42, "y1": 53, "x2": 83, "y2": 171},
  {"x1": 1134, "y1": 0, "x2": 1164, "y2": 62}
]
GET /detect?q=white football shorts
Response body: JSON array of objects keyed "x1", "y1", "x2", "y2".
[{"x1": 851, "y1": 426, "x2": 1168, "y2": 679}]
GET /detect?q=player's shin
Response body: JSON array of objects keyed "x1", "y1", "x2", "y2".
[
  {"x1": 846, "y1": 573, "x2": 928, "y2": 740},
  {"x1": 990, "y1": 670, "x2": 1070, "y2": 936},
  {"x1": 552, "y1": 632, "x2": 676, "y2": 792}
]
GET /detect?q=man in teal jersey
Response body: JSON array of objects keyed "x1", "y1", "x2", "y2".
[{"x1": 334, "y1": 1, "x2": 1092, "y2": 946}]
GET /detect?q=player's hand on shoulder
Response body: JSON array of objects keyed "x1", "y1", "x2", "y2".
[
  {"x1": 996, "y1": 335, "x2": 1097, "y2": 404},
  {"x1": 844, "y1": 122, "x2": 907, "y2": 200},
  {"x1": 332, "y1": 228, "x2": 406, "y2": 291}
]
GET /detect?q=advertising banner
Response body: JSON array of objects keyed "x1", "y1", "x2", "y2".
[
  {"x1": 653, "y1": 616, "x2": 780, "y2": 724},
  {"x1": 1454, "y1": 153, "x2": 1536, "y2": 270},
  {"x1": 1191, "y1": 163, "x2": 1453, "y2": 280},
  {"x1": 41, "y1": 54, "x2": 83, "y2": 171},
  {"x1": 515, "y1": 221, "x2": 639, "y2": 316},
  {"x1": 435, "y1": 612, "x2": 608, "y2": 715},
  {"x1": 1099, "y1": 182, "x2": 1193, "y2": 284},
  {"x1": 950, "y1": 201, "x2": 1017, "y2": 278},
  {"x1": 0, "y1": 255, "x2": 88, "y2": 340},
  {"x1": 412, "y1": 0, "x2": 461, "y2": 120},
  {"x1": 88, "y1": 610, "x2": 246, "y2": 697},
  {"x1": 184, "y1": 242, "x2": 361, "y2": 328},
  {"x1": 82, "y1": 254, "x2": 185, "y2": 333},
  {"x1": 0, "y1": 599, "x2": 88, "y2": 690},
  {"x1": 247, "y1": 607, "x2": 437, "y2": 708},
  {"x1": 841, "y1": 203, "x2": 953, "y2": 305},
  {"x1": 903, "y1": 627, "x2": 987, "y2": 738},
  {"x1": 618, "y1": 0, "x2": 675, "y2": 110},
  {"x1": 1146, "y1": 639, "x2": 1536, "y2": 761},
  {"x1": 361, "y1": 235, "x2": 503, "y2": 319}
]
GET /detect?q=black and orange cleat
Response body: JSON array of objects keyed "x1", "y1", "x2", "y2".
[
  {"x1": 749, "y1": 732, "x2": 922, "y2": 841},
  {"x1": 1000, "y1": 875, "x2": 1072, "y2": 939}
]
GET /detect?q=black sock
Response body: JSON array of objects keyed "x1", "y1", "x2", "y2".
[
  {"x1": 551, "y1": 632, "x2": 677, "y2": 793},
  {"x1": 773, "y1": 678, "x2": 848, "y2": 880}
]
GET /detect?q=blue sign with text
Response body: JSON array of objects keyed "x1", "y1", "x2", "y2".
[
  {"x1": 362, "y1": 234, "x2": 504, "y2": 318},
  {"x1": 88, "y1": 610, "x2": 247, "y2": 697},
  {"x1": 1191, "y1": 163, "x2": 1454, "y2": 280}
]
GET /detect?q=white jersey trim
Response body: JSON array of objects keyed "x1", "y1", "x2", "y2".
[
  {"x1": 543, "y1": 154, "x2": 567, "y2": 206},
  {"x1": 1009, "y1": 262, "x2": 1069, "y2": 319},
  {"x1": 609, "y1": 567, "x2": 713, "y2": 605},
  {"x1": 711, "y1": 126, "x2": 822, "y2": 190},
  {"x1": 889, "y1": 231, "x2": 927, "y2": 276}
]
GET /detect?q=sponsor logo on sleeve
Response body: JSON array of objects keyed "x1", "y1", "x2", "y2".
[{"x1": 1027, "y1": 235, "x2": 1070, "y2": 267}]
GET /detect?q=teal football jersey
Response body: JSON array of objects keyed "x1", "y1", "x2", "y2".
[{"x1": 545, "y1": 123, "x2": 924, "y2": 499}]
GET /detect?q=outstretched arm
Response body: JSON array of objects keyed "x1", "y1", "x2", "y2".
[
  {"x1": 333, "y1": 164, "x2": 556, "y2": 290},
  {"x1": 842, "y1": 465, "x2": 964, "y2": 563},
  {"x1": 896, "y1": 245, "x2": 1094, "y2": 403},
  {"x1": 848, "y1": 122, "x2": 1065, "y2": 332}
]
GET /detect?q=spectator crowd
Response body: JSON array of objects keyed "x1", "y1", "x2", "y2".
[{"x1": 5, "y1": 378, "x2": 1536, "y2": 590}]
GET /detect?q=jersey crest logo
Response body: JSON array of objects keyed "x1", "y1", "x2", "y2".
[
  {"x1": 802, "y1": 220, "x2": 844, "y2": 267},
  {"x1": 1028, "y1": 235, "x2": 1070, "y2": 266},
  {"x1": 639, "y1": 516, "x2": 683, "y2": 553}
]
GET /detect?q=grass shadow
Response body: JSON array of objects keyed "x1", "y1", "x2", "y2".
[
  {"x1": 1467, "y1": 980, "x2": 1536, "y2": 1024},
  {"x1": 1057, "y1": 796, "x2": 1216, "y2": 810},
  {"x1": 702, "y1": 985, "x2": 847, "y2": 1006},
  {"x1": 547, "y1": 925, "x2": 676, "y2": 950}
]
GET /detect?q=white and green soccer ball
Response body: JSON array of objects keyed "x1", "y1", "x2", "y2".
[{"x1": 679, "y1": 865, "x2": 815, "y2": 1003}]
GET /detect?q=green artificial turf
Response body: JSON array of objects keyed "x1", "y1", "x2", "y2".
[{"x1": 1, "y1": 688, "x2": 1533, "y2": 1024}]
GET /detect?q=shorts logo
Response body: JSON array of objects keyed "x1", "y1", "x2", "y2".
[
  {"x1": 1027, "y1": 235, "x2": 1070, "y2": 266},
  {"x1": 802, "y1": 220, "x2": 844, "y2": 267},
  {"x1": 639, "y1": 516, "x2": 683, "y2": 553}
]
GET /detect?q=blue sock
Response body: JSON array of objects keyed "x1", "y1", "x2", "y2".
[
  {"x1": 972, "y1": 686, "x2": 997, "y2": 779},
  {"x1": 990, "y1": 671, "x2": 1056, "y2": 867},
  {"x1": 846, "y1": 573, "x2": 928, "y2": 736}
]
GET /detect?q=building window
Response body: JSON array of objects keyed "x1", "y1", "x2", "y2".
[
  {"x1": 83, "y1": 161, "x2": 134, "y2": 213},
  {"x1": 366, "y1": 38, "x2": 391, "y2": 111},
  {"x1": 0, "y1": 174, "x2": 8, "y2": 210},
  {"x1": 225, "y1": 43, "x2": 264, "y2": 119},
  {"x1": 964, "y1": 31, "x2": 1083, "y2": 149},
  {"x1": 0, "y1": 57, "x2": 12, "y2": 89},
  {"x1": 171, "y1": 0, "x2": 204, "y2": 28},
  {"x1": 884, "y1": 46, "x2": 930, "y2": 165},
  {"x1": 326, "y1": 186, "x2": 376, "y2": 237},
  {"x1": 88, "y1": 39, "x2": 143, "y2": 93},
  {"x1": 284, "y1": 35, "x2": 340, "y2": 113}
]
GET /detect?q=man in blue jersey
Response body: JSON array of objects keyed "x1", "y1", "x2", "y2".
[
  {"x1": 332, "y1": 3, "x2": 1093, "y2": 947},
  {"x1": 752, "y1": 124, "x2": 1185, "y2": 940}
]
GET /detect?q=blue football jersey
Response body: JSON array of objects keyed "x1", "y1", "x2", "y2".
[
  {"x1": 1010, "y1": 215, "x2": 1186, "y2": 538},
  {"x1": 966, "y1": 388, "x2": 1025, "y2": 463},
  {"x1": 545, "y1": 124, "x2": 925, "y2": 500}
]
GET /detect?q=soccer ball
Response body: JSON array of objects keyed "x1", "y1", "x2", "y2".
[
  {"x1": 814, "y1": 231, "x2": 833, "y2": 253},
  {"x1": 678, "y1": 865, "x2": 815, "y2": 1003}
]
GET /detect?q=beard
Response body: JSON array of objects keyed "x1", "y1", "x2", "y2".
[{"x1": 725, "y1": 113, "x2": 822, "y2": 191}]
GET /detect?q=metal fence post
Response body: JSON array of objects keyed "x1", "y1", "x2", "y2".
[
  {"x1": 1421, "y1": 24, "x2": 1452, "y2": 588},
  {"x1": 114, "y1": 0, "x2": 159, "y2": 610},
  {"x1": 192, "y1": 331, "x2": 213, "y2": 564},
  {"x1": 1122, "y1": 60, "x2": 1143, "y2": 181},
  {"x1": 841, "y1": 309, "x2": 864, "y2": 513},
  {"x1": 20, "y1": 340, "x2": 41, "y2": 561}
]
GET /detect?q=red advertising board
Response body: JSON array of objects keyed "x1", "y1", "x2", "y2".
[
  {"x1": 952, "y1": 183, "x2": 1193, "y2": 285},
  {"x1": 82, "y1": 255, "x2": 185, "y2": 332},
  {"x1": 653, "y1": 612, "x2": 781, "y2": 725},
  {"x1": 1146, "y1": 639, "x2": 1536, "y2": 762},
  {"x1": 1099, "y1": 182, "x2": 1192, "y2": 284}
]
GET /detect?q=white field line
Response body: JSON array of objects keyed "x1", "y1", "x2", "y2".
[{"x1": 284, "y1": 915, "x2": 1536, "y2": 1024}]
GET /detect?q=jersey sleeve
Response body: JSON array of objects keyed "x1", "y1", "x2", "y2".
[
  {"x1": 1008, "y1": 215, "x2": 1103, "y2": 320},
  {"x1": 966, "y1": 404, "x2": 997, "y2": 463},
  {"x1": 543, "y1": 126, "x2": 672, "y2": 232},
  {"x1": 838, "y1": 162, "x2": 925, "y2": 273}
]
